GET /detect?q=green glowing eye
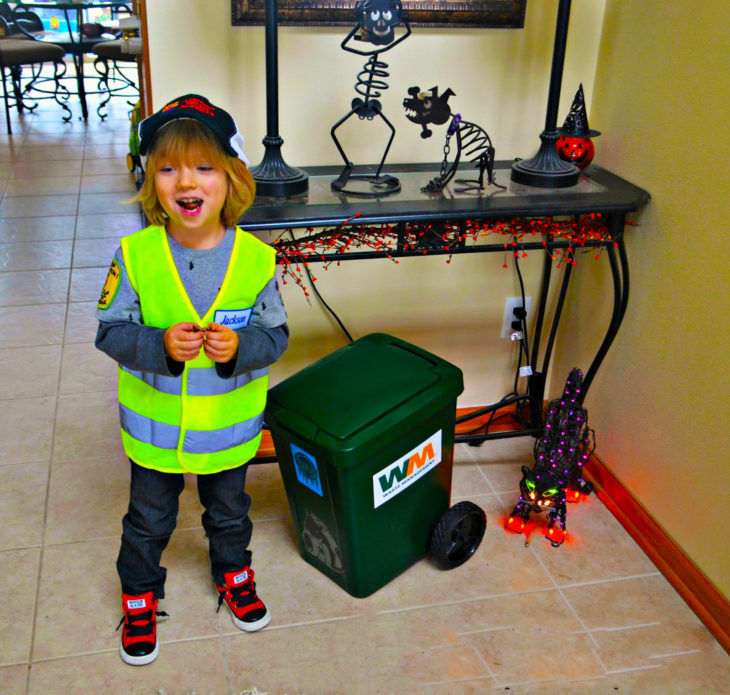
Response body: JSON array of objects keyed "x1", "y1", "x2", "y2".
[
  {"x1": 526, "y1": 480, "x2": 536, "y2": 491},
  {"x1": 543, "y1": 488, "x2": 558, "y2": 497}
]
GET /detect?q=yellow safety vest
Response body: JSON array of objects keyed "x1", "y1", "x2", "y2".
[{"x1": 117, "y1": 225, "x2": 276, "y2": 474}]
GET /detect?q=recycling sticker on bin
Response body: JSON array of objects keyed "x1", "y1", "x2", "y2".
[
  {"x1": 291, "y1": 444, "x2": 323, "y2": 496},
  {"x1": 373, "y1": 431, "x2": 442, "y2": 508}
]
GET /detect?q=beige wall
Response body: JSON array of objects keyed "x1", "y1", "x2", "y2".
[
  {"x1": 552, "y1": 0, "x2": 730, "y2": 598},
  {"x1": 146, "y1": 1, "x2": 606, "y2": 165},
  {"x1": 144, "y1": 0, "x2": 728, "y2": 605},
  {"x1": 145, "y1": 0, "x2": 606, "y2": 406}
]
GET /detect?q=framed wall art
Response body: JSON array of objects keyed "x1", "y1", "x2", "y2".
[{"x1": 231, "y1": 1, "x2": 527, "y2": 28}]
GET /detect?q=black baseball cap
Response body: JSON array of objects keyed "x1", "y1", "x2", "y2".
[{"x1": 138, "y1": 94, "x2": 249, "y2": 165}]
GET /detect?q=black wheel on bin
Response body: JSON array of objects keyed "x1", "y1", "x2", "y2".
[{"x1": 430, "y1": 501, "x2": 486, "y2": 569}]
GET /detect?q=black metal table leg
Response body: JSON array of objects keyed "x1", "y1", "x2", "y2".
[
  {"x1": 526, "y1": 250, "x2": 554, "y2": 429},
  {"x1": 71, "y1": 50, "x2": 87, "y2": 120},
  {"x1": 540, "y1": 247, "x2": 574, "y2": 378},
  {"x1": 582, "y1": 213, "x2": 630, "y2": 397},
  {"x1": 454, "y1": 214, "x2": 628, "y2": 442}
]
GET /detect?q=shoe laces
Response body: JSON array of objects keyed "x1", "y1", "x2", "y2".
[
  {"x1": 116, "y1": 607, "x2": 169, "y2": 636},
  {"x1": 217, "y1": 577, "x2": 257, "y2": 612}
]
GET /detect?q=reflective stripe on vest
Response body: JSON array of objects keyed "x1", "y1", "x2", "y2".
[
  {"x1": 119, "y1": 404, "x2": 265, "y2": 454},
  {"x1": 117, "y1": 225, "x2": 276, "y2": 474},
  {"x1": 120, "y1": 366, "x2": 269, "y2": 396}
]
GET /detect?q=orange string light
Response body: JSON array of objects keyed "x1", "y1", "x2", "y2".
[{"x1": 274, "y1": 214, "x2": 628, "y2": 295}]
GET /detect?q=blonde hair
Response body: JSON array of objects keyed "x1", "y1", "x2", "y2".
[{"x1": 133, "y1": 119, "x2": 256, "y2": 228}]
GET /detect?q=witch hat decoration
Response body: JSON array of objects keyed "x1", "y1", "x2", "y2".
[{"x1": 558, "y1": 84, "x2": 601, "y2": 138}]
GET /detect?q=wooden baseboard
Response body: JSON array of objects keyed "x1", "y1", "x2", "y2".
[
  {"x1": 259, "y1": 403, "x2": 729, "y2": 653},
  {"x1": 585, "y1": 453, "x2": 730, "y2": 654}
]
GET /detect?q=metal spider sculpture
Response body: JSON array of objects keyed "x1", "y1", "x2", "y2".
[
  {"x1": 403, "y1": 85, "x2": 505, "y2": 194},
  {"x1": 504, "y1": 368, "x2": 595, "y2": 547},
  {"x1": 330, "y1": 0, "x2": 411, "y2": 197}
]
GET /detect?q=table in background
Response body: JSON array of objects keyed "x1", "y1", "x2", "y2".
[
  {"x1": 13, "y1": 0, "x2": 132, "y2": 120},
  {"x1": 242, "y1": 162, "x2": 650, "y2": 445}
]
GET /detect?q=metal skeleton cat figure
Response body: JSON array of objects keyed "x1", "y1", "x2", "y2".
[
  {"x1": 402, "y1": 85, "x2": 505, "y2": 194},
  {"x1": 504, "y1": 368, "x2": 595, "y2": 547}
]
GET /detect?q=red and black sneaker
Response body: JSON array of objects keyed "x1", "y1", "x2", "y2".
[
  {"x1": 116, "y1": 591, "x2": 167, "y2": 666},
  {"x1": 216, "y1": 566, "x2": 271, "y2": 632}
]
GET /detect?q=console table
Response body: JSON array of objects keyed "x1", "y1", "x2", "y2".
[{"x1": 242, "y1": 162, "x2": 650, "y2": 445}]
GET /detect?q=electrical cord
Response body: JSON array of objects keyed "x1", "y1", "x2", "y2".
[
  {"x1": 502, "y1": 254, "x2": 531, "y2": 399},
  {"x1": 458, "y1": 253, "x2": 534, "y2": 437},
  {"x1": 290, "y1": 230, "x2": 354, "y2": 343},
  {"x1": 455, "y1": 392, "x2": 532, "y2": 434},
  {"x1": 514, "y1": 253, "x2": 530, "y2": 371}
]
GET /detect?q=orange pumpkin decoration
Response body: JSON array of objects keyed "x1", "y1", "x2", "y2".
[{"x1": 556, "y1": 136, "x2": 595, "y2": 169}]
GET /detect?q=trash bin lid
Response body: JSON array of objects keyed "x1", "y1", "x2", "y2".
[{"x1": 268, "y1": 334, "x2": 461, "y2": 442}]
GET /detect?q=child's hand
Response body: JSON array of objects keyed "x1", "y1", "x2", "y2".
[
  {"x1": 203, "y1": 322, "x2": 239, "y2": 363},
  {"x1": 164, "y1": 322, "x2": 205, "y2": 362}
]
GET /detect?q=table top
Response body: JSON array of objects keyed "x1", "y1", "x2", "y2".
[
  {"x1": 14, "y1": 1, "x2": 131, "y2": 47},
  {"x1": 241, "y1": 162, "x2": 650, "y2": 232},
  {"x1": 14, "y1": 1, "x2": 130, "y2": 8},
  {"x1": 34, "y1": 29, "x2": 108, "y2": 46}
]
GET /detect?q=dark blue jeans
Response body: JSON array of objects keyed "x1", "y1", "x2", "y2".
[{"x1": 117, "y1": 460, "x2": 253, "y2": 599}]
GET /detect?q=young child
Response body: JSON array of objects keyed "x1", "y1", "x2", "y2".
[{"x1": 95, "y1": 94, "x2": 288, "y2": 666}]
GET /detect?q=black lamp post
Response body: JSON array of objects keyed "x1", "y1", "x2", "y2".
[
  {"x1": 511, "y1": 0, "x2": 579, "y2": 189},
  {"x1": 250, "y1": 0, "x2": 308, "y2": 198}
]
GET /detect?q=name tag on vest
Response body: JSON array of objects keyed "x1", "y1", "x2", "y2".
[{"x1": 213, "y1": 308, "x2": 252, "y2": 329}]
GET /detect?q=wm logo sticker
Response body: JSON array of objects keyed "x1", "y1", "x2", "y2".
[{"x1": 373, "y1": 431, "x2": 442, "y2": 508}]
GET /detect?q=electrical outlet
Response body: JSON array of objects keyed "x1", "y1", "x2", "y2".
[{"x1": 501, "y1": 296, "x2": 532, "y2": 339}]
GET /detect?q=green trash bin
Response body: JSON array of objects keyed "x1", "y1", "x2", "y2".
[{"x1": 265, "y1": 333, "x2": 472, "y2": 598}]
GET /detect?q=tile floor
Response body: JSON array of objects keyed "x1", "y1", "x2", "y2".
[{"x1": 0, "y1": 84, "x2": 728, "y2": 695}]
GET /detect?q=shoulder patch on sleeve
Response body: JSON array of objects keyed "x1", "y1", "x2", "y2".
[{"x1": 97, "y1": 258, "x2": 121, "y2": 309}]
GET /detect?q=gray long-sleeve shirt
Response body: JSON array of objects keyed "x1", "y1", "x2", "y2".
[{"x1": 95, "y1": 228, "x2": 288, "y2": 378}]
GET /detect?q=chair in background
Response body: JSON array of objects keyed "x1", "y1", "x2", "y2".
[
  {"x1": 0, "y1": 4, "x2": 45, "y2": 38},
  {"x1": 13, "y1": 11, "x2": 113, "y2": 122},
  {"x1": 0, "y1": 11, "x2": 68, "y2": 133},
  {"x1": 92, "y1": 38, "x2": 138, "y2": 120}
]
